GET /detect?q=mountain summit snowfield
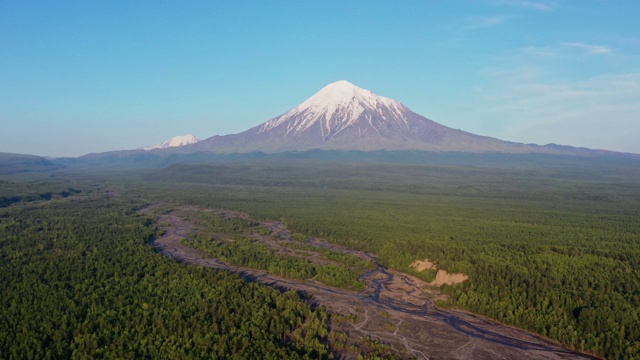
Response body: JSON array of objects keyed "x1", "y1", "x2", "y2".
[
  {"x1": 143, "y1": 134, "x2": 200, "y2": 150},
  {"x1": 258, "y1": 80, "x2": 407, "y2": 137}
]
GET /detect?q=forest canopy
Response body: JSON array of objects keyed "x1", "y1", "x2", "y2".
[
  {"x1": 140, "y1": 161, "x2": 640, "y2": 359},
  {"x1": 2, "y1": 156, "x2": 640, "y2": 359},
  {"x1": 0, "y1": 181, "x2": 332, "y2": 359}
]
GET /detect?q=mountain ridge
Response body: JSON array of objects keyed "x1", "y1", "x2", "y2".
[{"x1": 0, "y1": 152, "x2": 63, "y2": 174}]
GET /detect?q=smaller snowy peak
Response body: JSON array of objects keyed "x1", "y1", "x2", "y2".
[{"x1": 142, "y1": 134, "x2": 200, "y2": 150}]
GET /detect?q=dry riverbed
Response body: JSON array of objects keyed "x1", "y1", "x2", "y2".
[{"x1": 143, "y1": 205, "x2": 598, "y2": 360}]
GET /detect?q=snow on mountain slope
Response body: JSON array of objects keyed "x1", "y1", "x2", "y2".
[
  {"x1": 258, "y1": 80, "x2": 409, "y2": 137},
  {"x1": 143, "y1": 134, "x2": 200, "y2": 150}
]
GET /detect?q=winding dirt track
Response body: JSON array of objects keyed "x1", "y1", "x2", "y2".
[{"x1": 147, "y1": 206, "x2": 598, "y2": 360}]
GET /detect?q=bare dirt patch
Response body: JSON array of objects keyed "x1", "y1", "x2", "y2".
[
  {"x1": 411, "y1": 258, "x2": 469, "y2": 286},
  {"x1": 431, "y1": 269, "x2": 470, "y2": 286},
  {"x1": 410, "y1": 259, "x2": 435, "y2": 272}
]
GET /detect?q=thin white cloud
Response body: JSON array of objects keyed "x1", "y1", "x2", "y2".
[
  {"x1": 492, "y1": 0, "x2": 557, "y2": 12},
  {"x1": 477, "y1": 70, "x2": 640, "y2": 152},
  {"x1": 482, "y1": 66, "x2": 545, "y2": 82},
  {"x1": 459, "y1": 15, "x2": 510, "y2": 30},
  {"x1": 562, "y1": 42, "x2": 612, "y2": 54},
  {"x1": 518, "y1": 46, "x2": 559, "y2": 57},
  {"x1": 511, "y1": 43, "x2": 612, "y2": 61}
]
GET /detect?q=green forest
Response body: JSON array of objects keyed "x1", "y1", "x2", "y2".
[
  {"x1": 139, "y1": 161, "x2": 640, "y2": 359},
  {"x1": 0, "y1": 182, "x2": 334, "y2": 359},
  {"x1": 2, "y1": 157, "x2": 640, "y2": 359}
]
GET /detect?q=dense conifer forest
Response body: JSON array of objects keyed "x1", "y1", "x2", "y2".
[
  {"x1": 140, "y1": 161, "x2": 640, "y2": 359},
  {"x1": 2, "y1": 157, "x2": 639, "y2": 359},
  {"x1": 0, "y1": 182, "x2": 333, "y2": 359}
]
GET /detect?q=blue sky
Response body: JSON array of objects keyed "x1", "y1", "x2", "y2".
[{"x1": 1, "y1": 0, "x2": 638, "y2": 157}]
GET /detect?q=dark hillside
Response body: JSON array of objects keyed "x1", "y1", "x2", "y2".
[{"x1": 0, "y1": 152, "x2": 62, "y2": 175}]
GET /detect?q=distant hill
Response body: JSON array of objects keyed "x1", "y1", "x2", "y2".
[{"x1": 0, "y1": 152, "x2": 62, "y2": 175}]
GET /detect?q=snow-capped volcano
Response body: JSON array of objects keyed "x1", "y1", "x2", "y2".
[
  {"x1": 245, "y1": 79, "x2": 448, "y2": 150},
  {"x1": 192, "y1": 80, "x2": 519, "y2": 153},
  {"x1": 143, "y1": 134, "x2": 200, "y2": 150},
  {"x1": 187, "y1": 80, "x2": 593, "y2": 154}
]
